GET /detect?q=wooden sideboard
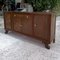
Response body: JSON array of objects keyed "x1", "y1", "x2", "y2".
[{"x1": 4, "y1": 12, "x2": 56, "y2": 49}]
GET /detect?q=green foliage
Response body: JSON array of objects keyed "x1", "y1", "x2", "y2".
[
  {"x1": 24, "y1": 0, "x2": 57, "y2": 11},
  {"x1": 54, "y1": 0, "x2": 60, "y2": 15},
  {"x1": 0, "y1": 0, "x2": 2, "y2": 2}
]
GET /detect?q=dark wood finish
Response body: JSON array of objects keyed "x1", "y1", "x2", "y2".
[
  {"x1": 4, "y1": 12, "x2": 56, "y2": 49},
  {"x1": 12, "y1": 13, "x2": 22, "y2": 32},
  {"x1": 34, "y1": 14, "x2": 50, "y2": 42},
  {"x1": 4, "y1": 12, "x2": 12, "y2": 30},
  {"x1": 21, "y1": 14, "x2": 33, "y2": 35}
]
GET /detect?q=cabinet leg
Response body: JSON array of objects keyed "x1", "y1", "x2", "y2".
[
  {"x1": 45, "y1": 44, "x2": 50, "y2": 49},
  {"x1": 53, "y1": 39, "x2": 55, "y2": 43},
  {"x1": 5, "y1": 30, "x2": 8, "y2": 34}
]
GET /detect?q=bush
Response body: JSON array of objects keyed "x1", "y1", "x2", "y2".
[{"x1": 24, "y1": 0, "x2": 57, "y2": 11}]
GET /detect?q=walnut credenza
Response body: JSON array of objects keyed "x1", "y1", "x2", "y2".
[{"x1": 4, "y1": 12, "x2": 56, "y2": 49}]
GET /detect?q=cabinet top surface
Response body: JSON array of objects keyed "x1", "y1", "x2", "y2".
[{"x1": 4, "y1": 11, "x2": 55, "y2": 15}]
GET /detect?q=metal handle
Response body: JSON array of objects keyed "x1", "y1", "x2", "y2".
[
  {"x1": 34, "y1": 24, "x2": 37, "y2": 27},
  {"x1": 26, "y1": 16, "x2": 28, "y2": 19},
  {"x1": 14, "y1": 15, "x2": 16, "y2": 17},
  {"x1": 19, "y1": 25, "x2": 23, "y2": 27}
]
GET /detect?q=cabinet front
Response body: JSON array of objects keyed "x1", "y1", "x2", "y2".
[
  {"x1": 4, "y1": 13, "x2": 11, "y2": 29},
  {"x1": 13, "y1": 13, "x2": 22, "y2": 32},
  {"x1": 34, "y1": 14, "x2": 50, "y2": 40},
  {"x1": 21, "y1": 14, "x2": 33, "y2": 35}
]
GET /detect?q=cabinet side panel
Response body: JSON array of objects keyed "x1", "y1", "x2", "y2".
[
  {"x1": 50, "y1": 13, "x2": 56, "y2": 42},
  {"x1": 4, "y1": 12, "x2": 12, "y2": 30}
]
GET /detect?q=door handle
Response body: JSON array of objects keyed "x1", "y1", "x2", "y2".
[
  {"x1": 14, "y1": 14, "x2": 16, "y2": 17},
  {"x1": 34, "y1": 24, "x2": 37, "y2": 27},
  {"x1": 26, "y1": 16, "x2": 28, "y2": 19},
  {"x1": 19, "y1": 25, "x2": 23, "y2": 27}
]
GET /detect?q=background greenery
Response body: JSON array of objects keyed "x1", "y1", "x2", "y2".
[
  {"x1": 24, "y1": 0, "x2": 57, "y2": 11},
  {"x1": 0, "y1": 0, "x2": 60, "y2": 15},
  {"x1": 25, "y1": 0, "x2": 60, "y2": 15},
  {"x1": 55, "y1": 0, "x2": 60, "y2": 15}
]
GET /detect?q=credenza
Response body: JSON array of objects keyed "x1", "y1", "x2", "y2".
[{"x1": 4, "y1": 11, "x2": 56, "y2": 49}]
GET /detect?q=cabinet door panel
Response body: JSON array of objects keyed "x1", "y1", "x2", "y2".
[
  {"x1": 13, "y1": 14, "x2": 22, "y2": 32},
  {"x1": 4, "y1": 13, "x2": 11, "y2": 29},
  {"x1": 22, "y1": 15, "x2": 33, "y2": 35},
  {"x1": 34, "y1": 14, "x2": 50, "y2": 40}
]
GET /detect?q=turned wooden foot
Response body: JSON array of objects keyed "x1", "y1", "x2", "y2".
[
  {"x1": 53, "y1": 39, "x2": 55, "y2": 43},
  {"x1": 45, "y1": 44, "x2": 50, "y2": 49},
  {"x1": 5, "y1": 30, "x2": 8, "y2": 34}
]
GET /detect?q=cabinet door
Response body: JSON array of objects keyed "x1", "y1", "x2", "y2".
[
  {"x1": 21, "y1": 14, "x2": 33, "y2": 35},
  {"x1": 34, "y1": 14, "x2": 50, "y2": 40},
  {"x1": 13, "y1": 13, "x2": 22, "y2": 32},
  {"x1": 4, "y1": 13, "x2": 11, "y2": 29}
]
